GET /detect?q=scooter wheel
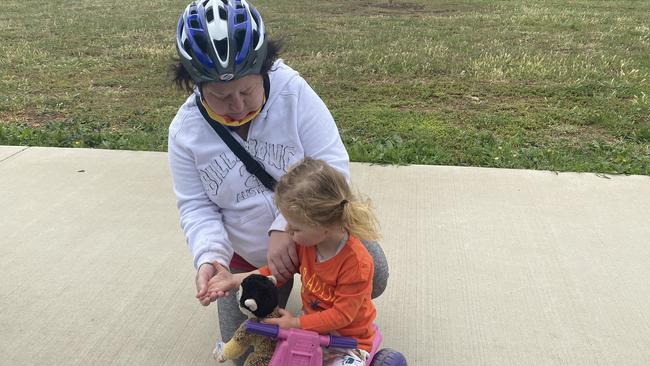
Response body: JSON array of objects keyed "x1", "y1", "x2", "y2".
[{"x1": 370, "y1": 348, "x2": 407, "y2": 366}]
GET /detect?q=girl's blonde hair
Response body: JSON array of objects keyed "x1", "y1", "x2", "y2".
[{"x1": 274, "y1": 157, "x2": 381, "y2": 241}]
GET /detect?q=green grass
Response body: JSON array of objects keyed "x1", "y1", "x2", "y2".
[{"x1": 1, "y1": 0, "x2": 648, "y2": 174}]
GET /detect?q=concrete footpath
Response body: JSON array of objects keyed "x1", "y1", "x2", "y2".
[{"x1": 1, "y1": 145, "x2": 649, "y2": 366}]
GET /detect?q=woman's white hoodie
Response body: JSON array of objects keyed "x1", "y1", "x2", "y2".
[{"x1": 168, "y1": 60, "x2": 349, "y2": 269}]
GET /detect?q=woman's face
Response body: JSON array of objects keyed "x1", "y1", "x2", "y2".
[{"x1": 201, "y1": 74, "x2": 264, "y2": 121}]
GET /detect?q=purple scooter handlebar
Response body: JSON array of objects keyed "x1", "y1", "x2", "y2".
[
  {"x1": 245, "y1": 321, "x2": 279, "y2": 338},
  {"x1": 244, "y1": 321, "x2": 357, "y2": 349},
  {"x1": 328, "y1": 335, "x2": 358, "y2": 349}
]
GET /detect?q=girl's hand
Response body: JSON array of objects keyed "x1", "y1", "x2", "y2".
[
  {"x1": 262, "y1": 308, "x2": 300, "y2": 329},
  {"x1": 195, "y1": 262, "x2": 217, "y2": 306},
  {"x1": 267, "y1": 231, "x2": 298, "y2": 283},
  {"x1": 206, "y1": 262, "x2": 238, "y2": 299}
]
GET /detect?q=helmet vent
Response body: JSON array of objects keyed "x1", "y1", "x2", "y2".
[
  {"x1": 252, "y1": 30, "x2": 259, "y2": 48},
  {"x1": 195, "y1": 34, "x2": 209, "y2": 54},
  {"x1": 235, "y1": 29, "x2": 246, "y2": 53},
  {"x1": 183, "y1": 40, "x2": 192, "y2": 57},
  {"x1": 202, "y1": 0, "x2": 209, "y2": 6},
  {"x1": 214, "y1": 39, "x2": 228, "y2": 60},
  {"x1": 206, "y1": 7, "x2": 214, "y2": 22},
  {"x1": 189, "y1": 19, "x2": 200, "y2": 28},
  {"x1": 218, "y1": 7, "x2": 227, "y2": 20},
  {"x1": 235, "y1": 13, "x2": 245, "y2": 24}
]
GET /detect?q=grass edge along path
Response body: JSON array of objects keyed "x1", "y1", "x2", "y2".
[{"x1": 0, "y1": 0, "x2": 648, "y2": 175}]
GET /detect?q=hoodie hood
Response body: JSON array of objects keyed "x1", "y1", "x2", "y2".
[{"x1": 258, "y1": 59, "x2": 299, "y2": 119}]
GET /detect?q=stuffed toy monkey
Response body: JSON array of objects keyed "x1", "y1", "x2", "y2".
[{"x1": 213, "y1": 274, "x2": 280, "y2": 366}]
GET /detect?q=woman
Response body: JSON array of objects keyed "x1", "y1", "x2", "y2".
[{"x1": 167, "y1": 0, "x2": 389, "y2": 362}]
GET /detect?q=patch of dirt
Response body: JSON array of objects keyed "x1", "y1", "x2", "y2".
[
  {"x1": 547, "y1": 123, "x2": 621, "y2": 146},
  {"x1": 373, "y1": 2, "x2": 425, "y2": 12},
  {"x1": 0, "y1": 109, "x2": 68, "y2": 128},
  {"x1": 342, "y1": 1, "x2": 460, "y2": 16}
]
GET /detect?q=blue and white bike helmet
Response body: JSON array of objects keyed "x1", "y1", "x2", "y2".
[{"x1": 176, "y1": 0, "x2": 268, "y2": 83}]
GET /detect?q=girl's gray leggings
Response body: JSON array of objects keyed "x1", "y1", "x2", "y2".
[{"x1": 216, "y1": 240, "x2": 388, "y2": 365}]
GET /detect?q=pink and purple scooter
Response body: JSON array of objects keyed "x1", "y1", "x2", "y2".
[{"x1": 245, "y1": 321, "x2": 407, "y2": 366}]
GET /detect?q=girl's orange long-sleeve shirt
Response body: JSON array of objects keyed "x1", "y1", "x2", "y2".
[{"x1": 259, "y1": 234, "x2": 376, "y2": 352}]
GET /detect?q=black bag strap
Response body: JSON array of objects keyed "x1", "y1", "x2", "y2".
[{"x1": 195, "y1": 94, "x2": 277, "y2": 191}]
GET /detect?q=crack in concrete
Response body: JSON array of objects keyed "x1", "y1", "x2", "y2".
[{"x1": 0, "y1": 147, "x2": 30, "y2": 164}]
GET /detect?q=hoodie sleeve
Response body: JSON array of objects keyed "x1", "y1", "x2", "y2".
[
  {"x1": 268, "y1": 210, "x2": 288, "y2": 233},
  {"x1": 295, "y1": 78, "x2": 350, "y2": 180},
  {"x1": 168, "y1": 109, "x2": 234, "y2": 269}
]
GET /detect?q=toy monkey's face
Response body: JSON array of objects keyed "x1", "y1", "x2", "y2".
[
  {"x1": 236, "y1": 288, "x2": 256, "y2": 318},
  {"x1": 237, "y1": 274, "x2": 278, "y2": 318}
]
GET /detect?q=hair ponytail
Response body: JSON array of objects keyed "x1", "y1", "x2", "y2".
[{"x1": 342, "y1": 197, "x2": 381, "y2": 242}]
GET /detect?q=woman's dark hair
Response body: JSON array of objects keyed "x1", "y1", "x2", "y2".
[{"x1": 170, "y1": 38, "x2": 284, "y2": 94}]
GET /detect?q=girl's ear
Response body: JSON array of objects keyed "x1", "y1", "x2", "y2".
[{"x1": 267, "y1": 275, "x2": 277, "y2": 286}]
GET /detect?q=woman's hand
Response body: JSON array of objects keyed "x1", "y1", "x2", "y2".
[
  {"x1": 206, "y1": 262, "x2": 239, "y2": 299},
  {"x1": 267, "y1": 230, "x2": 298, "y2": 282},
  {"x1": 262, "y1": 308, "x2": 300, "y2": 329},
  {"x1": 195, "y1": 262, "x2": 217, "y2": 306}
]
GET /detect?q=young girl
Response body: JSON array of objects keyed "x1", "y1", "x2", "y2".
[{"x1": 208, "y1": 157, "x2": 382, "y2": 366}]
